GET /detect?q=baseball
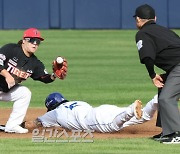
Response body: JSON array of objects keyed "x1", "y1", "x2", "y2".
[{"x1": 56, "y1": 57, "x2": 64, "y2": 64}]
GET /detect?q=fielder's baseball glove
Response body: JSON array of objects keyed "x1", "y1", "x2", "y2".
[{"x1": 52, "y1": 57, "x2": 68, "y2": 80}]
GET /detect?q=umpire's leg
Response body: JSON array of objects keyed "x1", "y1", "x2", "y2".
[
  {"x1": 158, "y1": 63, "x2": 180, "y2": 136},
  {"x1": 156, "y1": 73, "x2": 168, "y2": 128}
]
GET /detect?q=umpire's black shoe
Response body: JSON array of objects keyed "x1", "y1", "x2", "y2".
[
  {"x1": 160, "y1": 132, "x2": 180, "y2": 144},
  {"x1": 152, "y1": 132, "x2": 162, "y2": 140},
  {"x1": 152, "y1": 132, "x2": 169, "y2": 141}
]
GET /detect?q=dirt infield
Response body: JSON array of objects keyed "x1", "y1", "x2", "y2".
[{"x1": 0, "y1": 108, "x2": 161, "y2": 139}]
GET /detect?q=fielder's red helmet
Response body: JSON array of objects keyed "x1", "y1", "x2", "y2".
[{"x1": 23, "y1": 28, "x2": 44, "y2": 41}]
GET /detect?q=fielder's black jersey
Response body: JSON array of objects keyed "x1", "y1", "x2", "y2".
[
  {"x1": 0, "y1": 43, "x2": 52, "y2": 92},
  {"x1": 136, "y1": 21, "x2": 180, "y2": 72}
]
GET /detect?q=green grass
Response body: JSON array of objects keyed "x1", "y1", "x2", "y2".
[
  {"x1": 0, "y1": 138, "x2": 180, "y2": 154},
  {"x1": 0, "y1": 29, "x2": 180, "y2": 153}
]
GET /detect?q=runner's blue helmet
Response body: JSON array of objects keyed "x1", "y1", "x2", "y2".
[{"x1": 45, "y1": 92, "x2": 68, "y2": 111}]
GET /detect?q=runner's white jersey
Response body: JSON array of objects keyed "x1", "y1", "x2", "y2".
[
  {"x1": 38, "y1": 101, "x2": 93, "y2": 130},
  {"x1": 38, "y1": 101, "x2": 129, "y2": 133},
  {"x1": 38, "y1": 95, "x2": 158, "y2": 133}
]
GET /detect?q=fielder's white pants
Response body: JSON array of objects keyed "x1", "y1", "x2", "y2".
[{"x1": 0, "y1": 85, "x2": 31, "y2": 129}]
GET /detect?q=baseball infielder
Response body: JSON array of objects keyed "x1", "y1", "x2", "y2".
[
  {"x1": 25, "y1": 93, "x2": 158, "y2": 133},
  {"x1": 0, "y1": 28, "x2": 67, "y2": 133}
]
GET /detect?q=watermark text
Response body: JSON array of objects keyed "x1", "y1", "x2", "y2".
[{"x1": 32, "y1": 128, "x2": 94, "y2": 143}]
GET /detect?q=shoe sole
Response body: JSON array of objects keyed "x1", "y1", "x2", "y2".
[
  {"x1": 5, "y1": 130, "x2": 28, "y2": 134},
  {"x1": 154, "y1": 137, "x2": 169, "y2": 141},
  {"x1": 5, "y1": 129, "x2": 28, "y2": 134},
  {"x1": 162, "y1": 141, "x2": 180, "y2": 144},
  {"x1": 134, "y1": 100, "x2": 142, "y2": 120}
]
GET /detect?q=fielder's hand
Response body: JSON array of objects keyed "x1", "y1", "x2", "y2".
[
  {"x1": 52, "y1": 56, "x2": 68, "y2": 80},
  {"x1": 1, "y1": 69, "x2": 15, "y2": 89}
]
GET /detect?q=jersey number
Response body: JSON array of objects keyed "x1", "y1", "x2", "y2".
[{"x1": 64, "y1": 102, "x2": 79, "y2": 110}]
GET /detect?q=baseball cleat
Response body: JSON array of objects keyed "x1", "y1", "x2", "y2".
[
  {"x1": 0, "y1": 125, "x2": 5, "y2": 132},
  {"x1": 152, "y1": 132, "x2": 169, "y2": 141},
  {"x1": 5, "y1": 125, "x2": 28, "y2": 134},
  {"x1": 152, "y1": 132, "x2": 163, "y2": 141},
  {"x1": 160, "y1": 132, "x2": 180, "y2": 144},
  {"x1": 133, "y1": 100, "x2": 142, "y2": 120}
]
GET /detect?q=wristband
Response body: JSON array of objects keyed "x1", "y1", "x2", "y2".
[{"x1": 51, "y1": 73, "x2": 56, "y2": 80}]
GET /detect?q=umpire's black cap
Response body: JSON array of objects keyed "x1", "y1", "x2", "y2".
[{"x1": 133, "y1": 4, "x2": 155, "y2": 19}]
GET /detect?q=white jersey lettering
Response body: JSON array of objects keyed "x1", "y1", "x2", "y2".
[
  {"x1": 64, "y1": 102, "x2": 79, "y2": 110},
  {"x1": 7, "y1": 63, "x2": 32, "y2": 79}
]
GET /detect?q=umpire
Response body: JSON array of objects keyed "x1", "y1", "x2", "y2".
[{"x1": 133, "y1": 4, "x2": 180, "y2": 144}]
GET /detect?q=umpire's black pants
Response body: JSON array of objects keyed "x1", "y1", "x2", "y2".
[{"x1": 156, "y1": 63, "x2": 180, "y2": 136}]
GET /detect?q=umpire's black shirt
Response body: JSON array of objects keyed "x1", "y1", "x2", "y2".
[{"x1": 136, "y1": 20, "x2": 180, "y2": 73}]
